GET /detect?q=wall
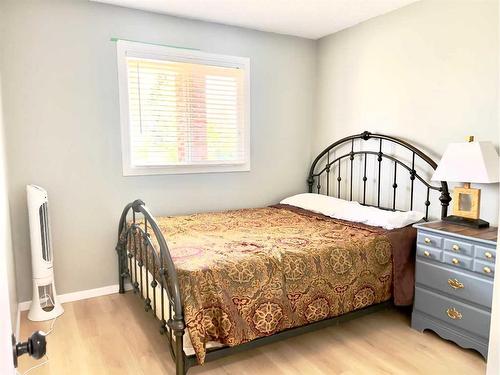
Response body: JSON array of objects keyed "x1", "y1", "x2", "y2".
[
  {"x1": 0, "y1": 0, "x2": 316, "y2": 301},
  {"x1": 315, "y1": 0, "x2": 499, "y2": 223},
  {"x1": 486, "y1": 3, "x2": 500, "y2": 370},
  {"x1": 1, "y1": 0, "x2": 498, "y2": 303}
]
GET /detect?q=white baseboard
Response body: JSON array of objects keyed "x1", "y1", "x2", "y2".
[
  {"x1": 18, "y1": 283, "x2": 132, "y2": 312},
  {"x1": 18, "y1": 301, "x2": 31, "y2": 312}
]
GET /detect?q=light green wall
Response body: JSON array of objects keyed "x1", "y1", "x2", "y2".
[
  {"x1": 314, "y1": 0, "x2": 499, "y2": 223},
  {"x1": 0, "y1": 0, "x2": 316, "y2": 301}
]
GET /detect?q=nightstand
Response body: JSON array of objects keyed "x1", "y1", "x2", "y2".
[{"x1": 411, "y1": 221, "x2": 497, "y2": 359}]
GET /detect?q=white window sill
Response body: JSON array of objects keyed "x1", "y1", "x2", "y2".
[{"x1": 122, "y1": 162, "x2": 251, "y2": 176}]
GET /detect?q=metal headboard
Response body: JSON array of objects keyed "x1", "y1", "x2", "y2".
[{"x1": 307, "y1": 131, "x2": 451, "y2": 221}]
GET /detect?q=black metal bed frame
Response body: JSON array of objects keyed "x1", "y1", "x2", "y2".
[{"x1": 115, "y1": 131, "x2": 450, "y2": 375}]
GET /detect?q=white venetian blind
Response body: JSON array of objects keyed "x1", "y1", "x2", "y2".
[{"x1": 126, "y1": 57, "x2": 246, "y2": 168}]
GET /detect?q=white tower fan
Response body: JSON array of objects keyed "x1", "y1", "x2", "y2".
[{"x1": 27, "y1": 185, "x2": 64, "y2": 321}]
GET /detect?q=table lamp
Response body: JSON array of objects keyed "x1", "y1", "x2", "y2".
[{"x1": 431, "y1": 136, "x2": 499, "y2": 228}]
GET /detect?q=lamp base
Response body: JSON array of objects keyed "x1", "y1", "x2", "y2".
[{"x1": 442, "y1": 215, "x2": 490, "y2": 229}]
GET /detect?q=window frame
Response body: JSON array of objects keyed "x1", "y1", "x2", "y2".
[{"x1": 116, "y1": 40, "x2": 251, "y2": 176}]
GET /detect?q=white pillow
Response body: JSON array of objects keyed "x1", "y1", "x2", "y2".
[
  {"x1": 280, "y1": 193, "x2": 350, "y2": 217},
  {"x1": 280, "y1": 193, "x2": 423, "y2": 230},
  {"x1": 349, "y1": 204, "x2": 424, "y2": 230}
]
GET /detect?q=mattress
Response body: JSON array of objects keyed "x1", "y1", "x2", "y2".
[{"x1": 126, "y1": 205, "x2": 416, "y2": 364}]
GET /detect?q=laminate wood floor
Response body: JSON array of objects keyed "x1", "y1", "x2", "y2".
[{"x1": 18, "y1": 292, "x2": 486, "y2": 375}]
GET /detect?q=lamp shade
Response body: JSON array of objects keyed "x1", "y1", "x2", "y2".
[{"x1": 431, "y1": 141, "x2": 499, "y2": 183}]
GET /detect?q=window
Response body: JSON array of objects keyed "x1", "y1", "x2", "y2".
[{"x1": 116, "y1": 40, "x2": 250, "y2": 175}]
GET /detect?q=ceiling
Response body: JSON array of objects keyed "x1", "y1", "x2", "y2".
[{"x1": 92, "y1": 0, "x2": 419, "y2": 39}]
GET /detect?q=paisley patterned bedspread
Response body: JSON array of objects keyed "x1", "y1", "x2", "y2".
[{"x1": 143, "y1": 205, "x2": 416, "y2": 364}]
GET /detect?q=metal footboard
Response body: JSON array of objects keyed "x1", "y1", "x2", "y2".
[{"x1": 115, "y1": 199, "x2": 187, "y2": 375}]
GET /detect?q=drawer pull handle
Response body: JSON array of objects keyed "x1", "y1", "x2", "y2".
[
  {"x1": 446, "y1": 307, "x2": 462, "y2": 320},
  {"x1": 423, "y1": 250, "x2": 431, "y2": 257},
  {"x1": 452, "y1": 258, "x2": 460, "y2": 265},
  {"x1": 424, "y1": 237, "x2": 431, "y2": 244},
  {"x1": 483, "y1": 266, "x2": 492, "y2": 274},
  {"x1": 485, "y1": 252, "x2": 493, "y2": 259},
  {"x1": 447, "y1": 279, "x2": 464, "y2": 290},
  {"x1": 452, "y1": 244, "x2": 460, "y2": 252}
]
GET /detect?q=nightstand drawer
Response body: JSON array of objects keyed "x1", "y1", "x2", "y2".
[
  {"x1": 416, "y1": 260, "x2": 493, "y2": 308},
  {"x1": 417, "y1": 232, "x2": 443, "y2": 248},
  {"x1": 443, "y1": 238, "x2": 473, "y2": 257},
  {"x1": 414, "y1": 287, "x2": 491, "y2": 339},
  {"x1": 476, "y1": 246, "x2": 496, "y2": 263},
  {"x1": 474, "y1": 259, "x2": 495, "y2": 278},
  {"x1": 417, "y1": 245, "x2": 442, "y2": 261},
  {"x1": 443, "y1": 253, "x2": 473, "y2": 271}
]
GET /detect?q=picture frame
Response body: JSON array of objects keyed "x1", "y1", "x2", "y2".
[{"x1": 452, "y1": 186, "x2": 481, "y2": 220}]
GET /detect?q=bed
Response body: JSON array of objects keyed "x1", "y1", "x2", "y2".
[{"x1": 115, "y1": 131, "x2": 451, "y2": 375}]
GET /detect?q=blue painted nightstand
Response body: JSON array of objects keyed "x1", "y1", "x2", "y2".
[{"x1": 411, "y1": 221, "x2": 497, "y2": 359}]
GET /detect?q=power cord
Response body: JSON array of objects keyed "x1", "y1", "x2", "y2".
[
  {"x1": 22, "y1": 354, "x2": 49, "y2": 375},
  {"x1": 44, "y1": 293, "x2": 58, "y2": 335},
  {"x1": 20, "y1": 293, "x2": 58, "y2": 374}
]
